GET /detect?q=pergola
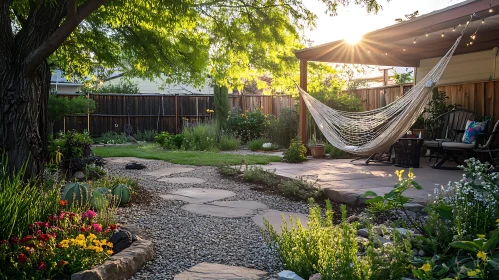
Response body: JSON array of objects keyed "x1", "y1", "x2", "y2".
[{"x1": 295, "y1": 0, "x2": 499, "y2": 143}]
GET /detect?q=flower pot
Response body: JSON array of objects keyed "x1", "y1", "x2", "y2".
[{"x1": 310, "y1": 145, "x2": 325, "y2": 159}]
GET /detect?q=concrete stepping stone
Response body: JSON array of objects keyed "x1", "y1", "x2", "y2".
[
  {"x1": 145, "y1": 167, "x2": 194, "y2": 177},
  {"x1": 158, "y1": 177, "x2": 206, "y2": 184},
  {"x1": 159, "y1": 187, "x2": 235, "y2": 203},
  {"x1": 174, "y1": 262, "x2": 268, "y2": 280},
  {"x1": 106, "y1": 157, "x2": 155, "y2": 163},
  {"x1": 252, "y1": 210, "x2": 309, "y2": 234},
  {"x1": 181, "y1": 200, "x2": 269, "y2": 218}
]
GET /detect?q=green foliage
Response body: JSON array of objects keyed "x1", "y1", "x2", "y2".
[
  {"x1": 393, "y1": 69, "x2": 414, "y2": 84},
  {"x1": 94, "y1": 131, "x2": 129, "y2": 144},
  {"x1": 218, "y1": 166, "x2": 243, "y2": 177},
  {"x1": 243, "y1": 166, "x2": 280, "y2": 187},
  {"x1": 49, "y1": 131, "x2": 94, "y2": 175},
  {"x1": 310, "y1": 90, "x2": 364, "y2": 112},
  {"x1": 93, "y1": 81, "x2": 140, "y2": 94},
  {"x1": 425, "y1": 89, "x2": 455, "y2": 132},
  {"x1": 0, "y1": 155, "x2": 60, "y2": 240},
  {"x1": 182, "y1": 123, "x2": 218, "y2": 151},
  {"x1": 226, "y1": 108, "x2": 269, "y2": 143},
  {"x1": 366, "y1": 201, "x2": 395, "y2": 215},
  {"x1": 218, "y1": 134, "x2": 240, "y2": 151},
  {"x1": 263, "y1": 200, "x2": 413, "y2": 280},
  {"x1": 134, "y1": 130, "x2": 157, "y2": 142},
  {"x1": 92, "y1": 144, "x2": 281, "y2": 166},
  {"x1": 278, "y1": 178, "x2": 323, "y2": 200},
  {"x1": 155, "y1": 131, "x2": 173, "y2": 149},
  {"x1": 214, "y1": 85, "x2": 230, "y2": 130},
  {"x1": 268, "y1": 106, "x2": 299, "y2": 147},
  {"x1": 83, "y1": 164, "x2": 107, "y2": 181},
  {"x1": 261, "y1": 142, "x2": 280, "y2": 151},
  {"x1": 48, "y1": 95, "x2": 96, "y2": 122},
  {"x1": 283, "y1": 138, "x2": 307, "y2": 163},
  {"x1": 248, "y1": 138, "x2": 268, "y2": 151},
  {"x1": 325, "y1": 143, "x2": 347, "y2": 159}
]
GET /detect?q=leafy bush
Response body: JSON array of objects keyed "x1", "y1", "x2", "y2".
[
  {"x1": 134, "y1": 130, "x2": 157, "y2": 142},
  {"x1": 0, "y1": 156, "x2": 60, "y2": 240},
  {"x1": 243, "y1": 166, "x2": 279, "y2": 187},
  {"x1": 268, "y1": 106, "x2": 299, "y2": 147},
  {"x1": 91, "y1": 80, "x2": 140, "y2": 94},
  {"x1": 155, "y1": 131, "x2": 173, "y2": 149},
  {"x1": 0, "y1": 210, "x2": 118, "y2": 279},
  {"x1": 263, "y1": 200, "x2": 412, "y2": 280},
  {"x1": 214, "y1": 85, "x2": 230, "y2": 129},
  {"x1": 218, "y1": 134, "x2": 240, "y2": 151},
  {"x1": 83, "y1": 164, "x2": 107, "y2": 180},
  {"x1": 278, "y1": 178, "x2": 323, "y2": 200},
  {"x1": 218, "y1": 166, "x2": 243, "y2": 177},
  {"x1": 325, "y1": 143, "x2": 347, "y2": 158},
  {"x1": 248, "y1": 138, "x2": 268, "y2": 151},
  {"x1": 94, "y1": 131, "x2": 129, "y2": 144},
  {"x1": 283, "y1": 138, "x2": 307, "y2": 163},
  {"x1": 226, "y1": 108, "x2": 269, "y2": 143},
  {"x1": 182, "y1": 123, "x2": 217, "y2": 151},
  {"x1": 311, "y1": 90, "x2": 363, "y2": 112},
  {"x1": 48, "y1": 130, "x2": 94, "y2": 175}
]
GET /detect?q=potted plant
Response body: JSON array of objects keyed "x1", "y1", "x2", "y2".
[{"x1": 308, "y1": 134, "x2": 325, "y2": 159}]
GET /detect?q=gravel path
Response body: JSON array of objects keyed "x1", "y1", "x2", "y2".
[{"x1": 106, "y1": 159, "x2": 308, "y2": 280}]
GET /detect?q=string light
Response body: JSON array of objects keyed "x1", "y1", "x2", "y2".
[
  {"x1": 467, "y1": 43, "x2": 469, "y2": 46},
  {"x1": 441, "y1": 32, "x2": 445, "y2": 37},
  {"x1": 413, "y1": 38, "x2": 417, "y2": 44},
  {"x1": 426, "y1": 32, "x2": 429, "y2": 37},
  {"x1": 453, "y1": 27, "x2": 456, "y2": 31},
  {"x1": 470, "y1": 41, "x2": 473, "y2": 45},
  {"x1": 471, "y1": 34, "x2": 476, "y2": 40},
  {"x1": 490, "y1": 1, "x2": 494, "y2": 13},
  {"x1": 467, "y1": 20, "x2": 470, "y2": 25},
  {"x1": 482, "y1": 19, "x2": 485, "y2": 24},
  {"x1": 385, "y1": 53, "x2": 388, "y2": 56},
  {"x1": 403, "y1": 48, "x2": 406, "y2": 51}
]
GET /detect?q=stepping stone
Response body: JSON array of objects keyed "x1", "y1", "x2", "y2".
[
  {"x1": 252, "y1": 210, "x2": 309, "y2": 234},
  {"x1": 145, "y1": 167, "x2": 194, "y2": 177},
  {"x1": 106, "y1": 157, "x2": 155, "y2": 163},
  {"x1": 174, "y1": 262, "x2": 268, "y2": 280},
  {"x1": 158, "y1": 177, "x2": 206, "y2": 184},
  {"x1": 181, "y1": 200, "x2": 269, "y2": 218},
  {"x1": 160, "y1": 187, "x2": 235, "y2": 203}
]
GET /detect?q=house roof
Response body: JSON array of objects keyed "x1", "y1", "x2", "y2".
[{"x1": 295, "y1": 0, "x2": 499, "y2": 67}]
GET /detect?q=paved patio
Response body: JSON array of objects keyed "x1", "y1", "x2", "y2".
[{"x1": 260, "y1": 157, "x2": 463, "y2": 205}]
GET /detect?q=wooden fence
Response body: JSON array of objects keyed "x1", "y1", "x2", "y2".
[
  {"x1": 54, "y1": 93, "x2": 294, "y2": 136},
  {"x1": 348, "y1": 80, "x2": 499, "y2": 125}
]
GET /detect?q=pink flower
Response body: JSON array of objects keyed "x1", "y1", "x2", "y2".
[
  {"x1": 37, "y1": 262, "x2": 46, "y2": 270},
  {"x1": 82, "y1": 210, "x2": 97, "y2": 219},
  {"x1": 92, "y1": 223, "x2": 103, "y2": 232}
]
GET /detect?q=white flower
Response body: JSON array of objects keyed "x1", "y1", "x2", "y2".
[{"x1": 262, "y1": 142, "x2": 272, "y2": 148}]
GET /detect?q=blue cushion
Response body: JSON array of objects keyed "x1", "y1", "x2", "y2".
[{"x1": 462, "y1": 120, "x2": 487, "y2": 144}]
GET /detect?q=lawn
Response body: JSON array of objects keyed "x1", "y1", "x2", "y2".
[{"x1": 92, "y1": 144, "x2": 281, "y2": 166}]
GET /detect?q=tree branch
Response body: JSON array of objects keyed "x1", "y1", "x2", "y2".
[{"x1": 23, "y1": 0, "x2": 107, "y2": 77}]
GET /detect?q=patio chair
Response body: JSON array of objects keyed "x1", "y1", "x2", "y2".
[
  {"x1": 424, "y1": 108, "x2": 480, "y2": 166},
  {"x1": 435, "y1": 120, "x2": 499, "y2": 169}
]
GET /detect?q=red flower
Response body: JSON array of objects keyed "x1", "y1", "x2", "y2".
[
  {"x1": 37, "y1": 234, "x2": 52, "y2": 242},
  {"x1": 108, "y1": 224, "x2": 118, "y2": 230},
  {"x1": 59, "y1": 200, "x2": 68, "y2": 206},
  {"x1": 17, "y1": 254, "x2": 27, "y2": 263},
  {"x1": 80, "y1": 225, "x2": 91, "y2": 233},
  {"x1": 58, "y1": 260, "x2": 68, "y2": 266},
  {"x1": 37, "y1": 262, "x2": 46, "y2": 270},
  {"x1": 20, "y1": 235, "x2": 32, "y2": 244},
  {"x1": 10, "y1": 237, "x2": 19, "y2": 244}
]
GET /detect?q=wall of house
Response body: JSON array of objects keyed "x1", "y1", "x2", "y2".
[
  {"x1": 416, "y1": 47, "x2": 499, "y2": 85},
  {"x1": 103, "y1": 75, "x2": 214, "y2": 95},
  {"x1": 50, "y1": 84, "x2": 81, "y2": 94}
]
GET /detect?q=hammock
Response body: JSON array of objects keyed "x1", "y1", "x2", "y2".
[{"x1": 299, "y1": 35, "x2": 463, "y2": 156}]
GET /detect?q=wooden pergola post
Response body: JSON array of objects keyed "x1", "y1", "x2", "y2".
[{"x1": 299, "y1": 59, "x2": 308, "y2": 145}]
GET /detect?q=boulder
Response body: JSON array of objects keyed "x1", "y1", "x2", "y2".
[{"x1": 278, "y1": 270, "x2": 305, "y2": 280}]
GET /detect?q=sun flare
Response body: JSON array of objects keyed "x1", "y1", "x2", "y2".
[{"x1": 344, "y1": 32, "x2": 363, "y2": 44}]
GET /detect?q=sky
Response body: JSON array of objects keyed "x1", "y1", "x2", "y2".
[{"x1": 304, "y1": 0, "x2": 467, "y2": 46}]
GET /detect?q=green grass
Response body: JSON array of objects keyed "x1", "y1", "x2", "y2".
[{"x1": 92, "y1": 144, "x2": 281, "y2": 166}]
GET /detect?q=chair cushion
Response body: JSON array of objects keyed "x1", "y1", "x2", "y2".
[
  {"x1": 462, "y1": 120, "x2": 487, "y2": 144},
  {"x1": 424, "y1": 139, "x2": 451, "y2": 148},
  {"x1": 442, "y1": 142, "x2": 475, "y2": 149}
]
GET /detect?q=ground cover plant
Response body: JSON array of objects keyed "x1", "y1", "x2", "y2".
[
  {"x1": 134, "y1": 130, "x2": 158, "y2": 142},
  {"x1": 94, "y1": 131, "x2": 130, "y2": 145},
  {"x1": 92, "y1": 144, "x2": 281, "y2": 166}
]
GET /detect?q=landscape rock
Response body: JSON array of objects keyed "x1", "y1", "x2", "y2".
[
  {"x1": 392, "y1": 228, "x2": 413, "y2": 236},
  {"x1": 109, "y1": 230, "x2": 134, "y2": 254},
  {"x1": 309, "y1": 273, "x2": 321, "y2": 280},
  {"x1": 174, "y1": 262, "x2": 268, "y2": 280},
  {"x1": 158, "y1": 177, "x2": 206, "y2": 184},
  {"x1": 74, "y1": 171, "x2": 85, "y2": 180},
  {"x1": 356, "y1": 228, "x2": 369, "y2": 238},
  {"x1": 323, "y1": 188, "x2": 360, "y2": 205},
  {"x1": 278, "y1": 270, "x2": 304, "y2": 280},
  {"x1": 403, "y1": 203, "x2": 425, "y2": 213},
  {"x1": 252, "y1": 210, "x2": 309, "y2": 234},
  {"x1": 71, "y1": 239, "x2": 153, "y2": 280}
]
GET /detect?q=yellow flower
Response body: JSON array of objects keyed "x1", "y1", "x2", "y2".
[
  {"x1": 94, "y1": 246, "x2": 103, "y2": 253},
  {"x1": 107, "y1": 250, "x2": 113, "y2": 255},
  {"x1": 419, "y1": 262, "x2": 431, "y2": 272},
  {"x1": 58, "y1": 240, "x2": 70, "y2": 249},
  {"x1": 477, "y1": 234, "x2": 485, "y2": 239},
  {"x1": 395, "y1": 170, "x2": 405, "y2": 181},
  {"x1": 93, "y1": 240, "x2": 100, "y2": 246},
  {"x1": 87, "y1": 245, "x2": 97, "y2": 251},
  {"x1": 468, "y1": 270, "x2": 478, "y2": 277},
  {"x1": 100, "y1": 239, "x2": 107, "y2": 246},
  {"x1": 477, "y1": 251, "x2": 487, "y2": 261},
  {"x1": 76, "y1": 234, "x2": 85, "y2": 241},
  {"x1": 408, "y1": 169, "x2": 414, "y2": 179},
  {"x1": 87, "y1": 233, "x2": 97, "y2": 241},
  {"x1": 107, "y1": 242, "x2": 113, "y2": 248},
  {"x1": 496, "y1": 218, "x2": 499, "y2": 223}
]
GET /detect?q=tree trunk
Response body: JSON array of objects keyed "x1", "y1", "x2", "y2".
[{"x1": 0, "y1": 61, "x2": 50, "y2": 176}]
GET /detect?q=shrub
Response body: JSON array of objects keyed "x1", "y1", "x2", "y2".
[
  {"x1": 283, "y1": 138, "x2": 307, "y2": 163},
  {"x1": 83, "y1": 164, "x2": 107, "y2": 180},
  {"x1": 218, "y1": 166, "x2": 243, "y2": 177},
  {"x1": 91, "y1": 80, "x2": 140, "y2": 94},
  {"x1": 182, "y1": 123, "x2": 217, "y2": 151},
  {"x1": 268, "y1": 106, "x2": 299, "y2": 147},
  {"x1": 214, "y1": 85, "x2": 230, "y2": 130},
  {"x1": 278, "y1": 178, "x2": 323, "y2": 200},
  {"x1": 0, "y1": 210, "x2": 118, "y2": 279},
  {"x1": 263, "y1": 200, "x2": 413, "y2": 280},
  {"x1": 218, "y1": 134, "x2": 240, "y2": 151},
  {"x1": 243, "y1": 166, "x2": 279, "y2": 187},
  {"x1": 0, "y1": 156, "x2": 60, "y2": 240},
  {"x1": 226, "y1": 107, "x2": 269, "y2": 143},
  {"x1": 48, "y1": 95, "x2": 96, "y2": 135},
  {"x1": 48, "y1": 130, "x2": 94, "y2": 176},
  {"x1": 134, "y1": 130, "x2": 157, "y2": 142},
  {"x1": 248, "y1": 138, "x2": 268, "y2": 151},
  {"x1": 155, "y1": 131, "x2": 173, "y2": 149},
  {"x1": 325, "y1": 143, "x2": 347, "y2": 158},
  {"x1": 94, "y1": 131, "x2": 129, "y2": 144}
]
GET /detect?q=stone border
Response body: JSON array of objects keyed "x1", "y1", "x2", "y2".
[{"x1": 71, "y1": 239, "x2": 154, "y2": 280}]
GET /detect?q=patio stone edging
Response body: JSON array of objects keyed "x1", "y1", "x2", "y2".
[{"x1": 71, "y1": 239, "x2": 153, "y2": 280}]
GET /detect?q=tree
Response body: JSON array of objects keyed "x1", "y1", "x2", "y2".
[
  {"x1": 0, "y1": 0, "x2": 383, "y2": 176},
  {"x1": 48, "y1": 94, "x2": 96, "y2": 135},
  {"x1": 213, "y1": 85, "x2": 230, "y2": 131}
]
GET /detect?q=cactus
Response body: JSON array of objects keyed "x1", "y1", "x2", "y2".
[
  {"x1": 90, "y1": 187, "x2": 111, "y2": 211},
  {"x1": 112, "y1": 184, "x2": 131, "y2": 205},
  {"x1": 61, "y1": 182, "x2": 90, "y2": 207}
]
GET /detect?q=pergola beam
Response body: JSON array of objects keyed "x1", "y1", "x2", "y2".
[{"x1": 299, "y1": 59, "x2": 307, "y2": 145}]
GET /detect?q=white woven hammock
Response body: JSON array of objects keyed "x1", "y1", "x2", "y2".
[{"x1": 299, "y1": 35, "x2": 463, "y2": 156}]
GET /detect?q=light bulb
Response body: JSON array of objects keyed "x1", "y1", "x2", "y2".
[
  {"x1": 426, "y1": 32, "x2": 429, "y2": 37},
  {"x1": 385, "y1": 53, "x2": 388, "y2": 56},
  {"x1": 470, "y1": 41, "x2": 473, "y2": 45},
  {"x1": 490, "y1": 7, "x2": 494, "y2": 13},
  {"x1": 441, "y1": 32, "x2": 445, "y2": 37},
  {"x1": 413, "y1": 38, "x2": 417, "y2": 44},
  {"x1": 403, "y1": 48, "x2": 406, "y2": 51},
  {"x1": 467, "y1": 21, "x2": 470, "y2": 25},
  {"x1": 453, "y1": 27, "x2": 456, "y2": 31}
]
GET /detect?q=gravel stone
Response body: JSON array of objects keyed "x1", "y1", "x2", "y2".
[{"x1": 105, "y1": 158, "x2": 309, "y2": 280}]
